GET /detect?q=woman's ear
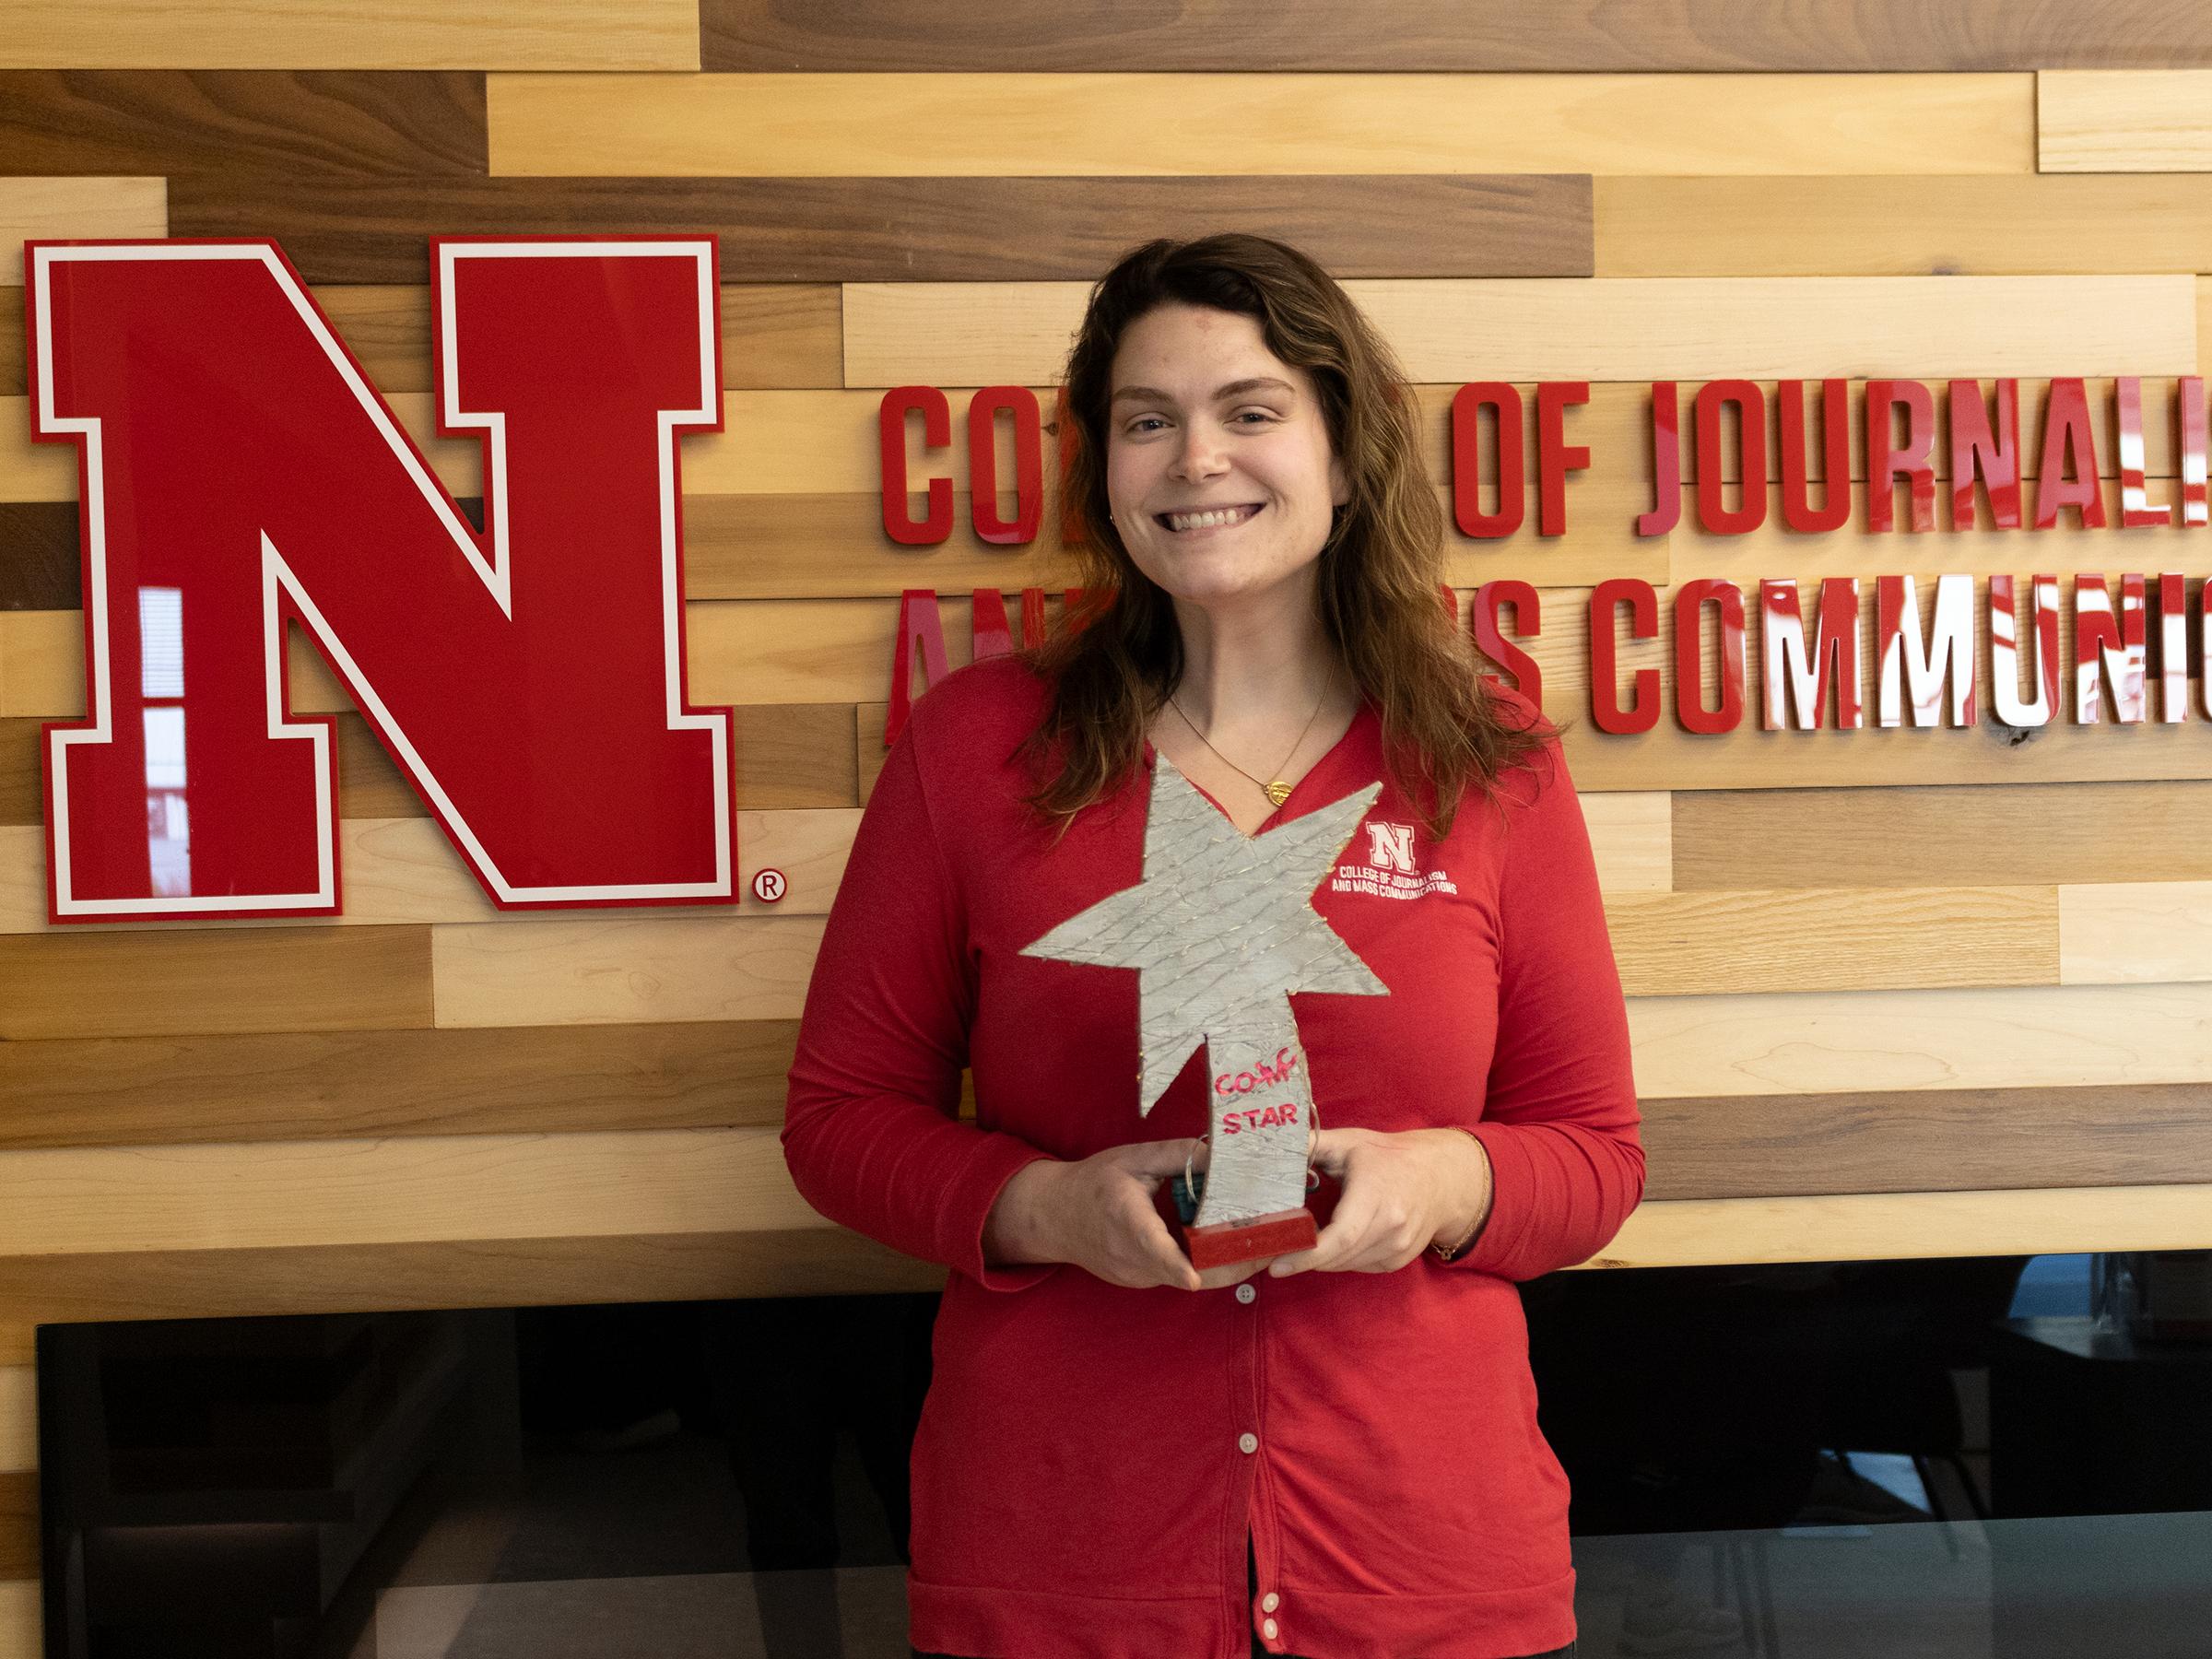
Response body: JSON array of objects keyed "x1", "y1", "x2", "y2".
[{"x1": 1329, "y1": 453, "x2": 1350, "y2": 508}]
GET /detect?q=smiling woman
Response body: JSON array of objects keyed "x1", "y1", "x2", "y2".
[{"x1": 782, "y1": 234, "x2": 1636, "y2": 1659}]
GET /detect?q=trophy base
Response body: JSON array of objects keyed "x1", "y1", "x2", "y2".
[{"x1": 1183, "y1": 1207, "x2": 1318, "y2": 1271}]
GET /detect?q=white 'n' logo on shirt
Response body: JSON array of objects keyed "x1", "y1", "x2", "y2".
[
  {"x1": 1364, "y1": 821, "x2": 1417, "y2": 872},
  {"x1": 1334, "y1": 819, "x2": 1457, "y2": 901}
]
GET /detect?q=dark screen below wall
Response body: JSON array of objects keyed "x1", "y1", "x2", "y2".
[{"x1": 34, "y1": 1252, "x2": 2212, "y2": 1659}]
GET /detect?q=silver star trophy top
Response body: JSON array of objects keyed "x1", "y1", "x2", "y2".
[{"x1": 1022, "y1": 752, "x2": 1392, "y2": 1247}]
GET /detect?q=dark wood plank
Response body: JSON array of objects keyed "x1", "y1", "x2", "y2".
[
  {"x1": 0, "y1": 1470, "x2": 32, "y2": 1580},
  {"x1": 0, "y1": 1021, "x2": 795, "y2": 1150},
  {"x1": 1642, "y1": 1084, "x2": 2212, "y2": 1202},
  {"x1": 0, "y1": 1229, "x2": 944, "y2": 1329},
  {"x1": 0, "y1": 926, "x2": 432, "y2": 1040},
  {"x1": 171, "y1": 172, "x2": 1592, "y2": 284},
  {"x1": 0, "y1": 503, "x2": 76, "y2": 612},
  {"x1": 735, "y1": 702, "x2": 859, "y2": 808},
  {"x1": 704, "y1": 0, "x2": 2212, "y2": 71},
  {"x1": 0, "y1": 70, "x2": 484, "y2": 178},
  {"x1": 0, "y1": 722, "x2": 36, "y2": 828},
  {"x1": 0, "y1": 288, "x2": 19, "y2": 397}
]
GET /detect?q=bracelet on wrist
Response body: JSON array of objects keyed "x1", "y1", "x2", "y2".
[{"x1": 1430, "y1": 1126, "x2": 1488, "y2": 1263}]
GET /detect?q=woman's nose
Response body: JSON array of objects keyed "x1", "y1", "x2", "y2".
[{"x1": 1171, "y1": 426, "x2": 1229, "y2": 480}]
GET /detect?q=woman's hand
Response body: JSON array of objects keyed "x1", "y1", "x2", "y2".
[
  {"x1": 1267, "y1": 1126, "x2": 1491, "y2": 1277},
  {"x1": 987, "y1": 1139, "x2": 1269, "y2": 1292}
]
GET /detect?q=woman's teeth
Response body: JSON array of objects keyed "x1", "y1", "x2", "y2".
[{"x1": 1160, "y1": 505, "x2": 1261, "y2": 532}]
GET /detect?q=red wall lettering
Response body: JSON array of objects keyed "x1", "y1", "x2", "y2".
[
  {"x1": 1588, "y1": 579, "x2": 1660, "y2": 735},
  {"x1": 1949, "y1": 379, "x2": 2022, "y2": 531},
  {"x1": 1635, "y1": 381, "x2": 1682, "y2": 538},
  {"x1": 2034, "y1": 379, "x2": 2109, "y2": 530},
  {"x1": 2074, "y1": 573, "x2": 2147, "y2": 724},
  {"x1": 1673, "y1": 579, "x2": 1746, "y2": 735},
  {"x1": 1451, "y1": 383, "x2": 1524, "y2": 539},
  {"x1": 1865, "y1": 380, "x2": 1936, "y2": 533},
  {"x1": 1778, "y1": 380, "x2": 1852, "y2": 535},
  {"x1": 29, "y1": 239, "x2": 734, "y2": 924},
  {"x1": 1760, "y1": 577, "x2": 1865, "y2": 730},
  {"x1": 1535, "y1": 381, "x2": 1591, "y2": 536},
  {"x1": 1693, "y1": 380, "x2": 1767, "y2": 535},
  {"x1": 1470, "y1": 581, "x2": 1542, "y2": 707},
  {"x1": 880, "y1": 385, "x2": 957, "y2": 545},
  {"x1": 967, "y1": 386, "x2": 1044, "y2": 545}
]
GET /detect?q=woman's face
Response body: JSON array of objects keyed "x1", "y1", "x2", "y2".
[{"x1": 1104, "y1": 302, "x2": 1349, "y2": 610}]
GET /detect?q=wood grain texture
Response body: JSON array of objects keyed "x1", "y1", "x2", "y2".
[
  {"x1": 0, "y1": 1230, "x2": 946, "y2": 1329},
  {"x1": 173, "y1": 172, "x2": 1594, "y2": 285},
  {"x1": 0, "y1": 1333, "x2": 26, "y2": 1369},
  {"x1": 487, "y1": 72, "x2": 2032, "y2": 180},
  {"x1": 1641, "y1": 1083, "x2": 2212, "y2": 1200},
  {"x1": 2060, "y1": 881, "x2": 2212, "y2": 983},
  {"x1": 1674, "y1": 782, "x2": 2212, "y2": 890},
  {"x1": 1606, "y1": 886, "x2": 2055, "y2": 996},
  {"x1": 0, "y1": 1371, "x2": 29, "y2": 1474},
  {"x1": 0, "y1": 1127, "x2": 810, "y2": 1257},
  {"x1": 2039, "y1": 70, "x2": 2212, "y2": 172},
  {"x1": 0, "y1": 70, "x2": 485, "y2": 176},
  {"x1": 0, "y1": 809, "x2": 854, "y2": 932},
  {"x1": 1594, "y1": 1182, "x2": 2212, "y2": 1270},
  {"x1": 1630, "y1": 982, "x2": 2212, "y2": 1098},
  {"x1": 1580, "y1": 793, "x2": 1670, "y2": 894},
  {"x1": 0, "y1": 926, "x2": 431, "y2": 1040},
  {"x1": 703, "y1": 0, "x2": 2212, "y2": 73},
  {"x1": 430, "y1": 914, "x2": 825, "y2": 1027},
  {"x1": 841, "y1": 276, "x2": 2194, "y2": 387},
  {"x1": 0, "y1": 5, "x2": 696, "y2": 72},
  {"x1": 0, "y1": 177, "x2": 164, "y2": 285},
  {"x1": 0, "y1": 504, "x2": 73, "y2": 611},
  {"x1": 0, "y1": 1583, "x2": 35, "y2": 1659},
  {"x1": 0, "y1": 1021, "x2": 796, "y2": 1152},
  {"x1": 0, "y1": 1474, "x2": 29, "y2": 1581},
  {"x1": 1597, "y1": 174, "x2": 2212, "y2": 276}
]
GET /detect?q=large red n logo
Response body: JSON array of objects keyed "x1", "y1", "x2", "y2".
[{"x1": 29, "y1": 239, "x2": 734, "y2": 922}]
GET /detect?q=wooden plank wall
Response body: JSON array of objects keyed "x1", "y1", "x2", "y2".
[{"x1": 11, "y1": 7, "x2": 2212, "y2": 1648}]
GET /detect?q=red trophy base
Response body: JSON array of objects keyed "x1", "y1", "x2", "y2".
[{"x1": 1182, "y1": 1206, "x2": 1319, "y2": 1272}]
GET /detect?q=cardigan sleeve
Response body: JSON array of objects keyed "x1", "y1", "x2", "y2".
[
  {"x1": 782, "y1": 721, "x2": 1064, "y2": 1293},
  {"x1": 1453, "y1": 732, "x2": 1646, "y2": 1282}
]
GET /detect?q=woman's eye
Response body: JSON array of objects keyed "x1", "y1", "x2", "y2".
[{"x1": 1126, "y1": 417, "x2": 1166, "y2": 434}]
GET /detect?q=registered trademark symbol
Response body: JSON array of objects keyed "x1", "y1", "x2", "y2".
[{"x1": 751, "y1": 867, "x2": 787, "y2": 903}]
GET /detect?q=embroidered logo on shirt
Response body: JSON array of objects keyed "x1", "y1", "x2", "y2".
[{"x1": 1330, "y1": 820, "x2": 1458, "y2": 901}]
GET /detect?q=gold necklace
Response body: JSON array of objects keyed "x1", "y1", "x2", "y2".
[{"x1": 1169, "y1": 681, "x2": 1329, "y2": 809}]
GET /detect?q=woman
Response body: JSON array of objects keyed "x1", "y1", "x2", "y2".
[{"x1": 784, "y1": 234, "x2": 1642, "y2": 1659}]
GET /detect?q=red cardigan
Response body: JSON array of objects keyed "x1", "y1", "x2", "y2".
[{"x1": 784, "y1": 654, "x2": 1644, "y2": 1659}]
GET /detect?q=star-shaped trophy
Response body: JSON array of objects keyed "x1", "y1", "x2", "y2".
[{"x1": 1022, "y1": 754, "x2": 1392, "y2": 1269}]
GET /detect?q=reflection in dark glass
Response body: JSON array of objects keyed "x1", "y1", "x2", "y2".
[{"x1": 35, "y1": 1253, "x2": 2212, "y2": 1657}]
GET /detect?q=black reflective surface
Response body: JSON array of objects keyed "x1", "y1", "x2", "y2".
[{"x1": 36, "y1": 1252, "x2": 2212, "y2": 1658}]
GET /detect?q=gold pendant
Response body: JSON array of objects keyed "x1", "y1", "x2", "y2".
[{"x1": 1264, "y1": 780, "x2": 1293, "y2": 807}]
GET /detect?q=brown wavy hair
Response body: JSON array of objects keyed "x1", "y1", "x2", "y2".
[{"x1": 1016, "y1": 232, "x2": 1551, "y2": 840}]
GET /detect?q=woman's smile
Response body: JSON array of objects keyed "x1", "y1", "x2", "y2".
[{"x1": 1157, "y1": 502, "x2": 1265, "y2": 535}]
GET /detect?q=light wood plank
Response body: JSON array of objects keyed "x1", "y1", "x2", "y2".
[
  {"x1": 1607, "y1": 886, "x2": 2055, "y2": 996},
  {"x1": 431, "y1": 914, "x2": 825, "y2": 1027},
  {"x1": 2060, "y1": 881, "x2": 2212, "y2": 983},
  {"x1": 1629, "y1": 981, "x2": 2212, "y2": 1099},
  {"x1": 488, "y1": 72, "x2": 2032, "y2": 179},
  {"x1": 841, "y1": 276, "x2": 2195, "y2": 388},
  {"x1": 0, "y1": 0, "x2": 698, "y2": 70},
  {"x1": 2039, "y1": 70, "x2": 2212, "y2": 173},
  {"x1": 0, "y1": 926, "x2": 432, "y2": 1040},
  {"x1": 1579, "y1": 792, "x2": 1669, "y2": 893},
  {"x1": 0, "y1": 177, "x2": 164, "y2": 286},
  {"x1": 0, "y1": 1126, "x2": 813, "y2": 1258},
  {"x1": 0, "y1": 1581, "x2": 31, "y2": 1659},
  {"x1": 1596, "y1": 174, "x2": 2212, "y2": 276},
  {"x1": 0, "y1": 1371, "x2": 29, "y2": 1474},
  {"x1": 1595, "y1": 1181, "x2": 2212, "y2": 1269},
  {"x1": 0, "y1": 1022, "x2": 795, "y2": 1151},
  {"x1": 1674, "y1": 782, "x2": 2212, "y2": 889},
  {"x1": 0, "y1": 811, "x2": 857, "y2": 933},
  {"x1": 0, "y1": 1332, "x2": 27, "y2": 1368}
]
